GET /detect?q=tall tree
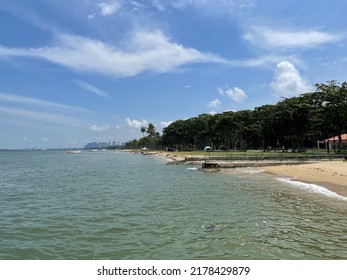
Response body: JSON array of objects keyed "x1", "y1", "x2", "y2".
[
  {"x1": 160, "y1": 80, "x2": 347, "y2": 152},
  {"x1": 140, "y1": 126, "x2": 146, "y2": 137},
  {"x1": 147, "y1": 123, "x2": 156, "y2": 138},
  {"x1": 315, "y1": 81, "x2": 347, "y2": 150}
]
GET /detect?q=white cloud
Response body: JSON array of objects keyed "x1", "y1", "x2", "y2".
[
  {"x1": 217, "y1": 87, "x2": 225, "y2": 96},
  {"x1": 244, "y1": 26, "x2": 343, "y2": 50},
  {"x1": 88, "y1": 14, "x2": 96, "y2": 20},
  {"x1": 41, "y1": 137, "x2": 50, "y2": 142},
  {"x1": 98, "y1": 2, "x2": 121, "y2": 17},
  {"x1": 125, "y1": 118, "x2": 148, "y2": 129},
  {"x1": 207, "y1": 98, "x2": 221, "y2": 108},
  {"x1": 0, "y1": 92, "x2": 92, "y2": 130},
  {"x1": 270, "y1": 60, "x2": 311, "y2": 98},
  {"x1": 75, "y1": 80, "x2": 108, "y2": 97},
  {"x1": 229, "y1": 55, "x2": 303, "y2": 68},
  {"x1": 209, "y1": 111, "x2": 217, "y2": 115},
  {"x1": 151, "y1": 0, "x2": 166, "y2": 11},
  {"x1": 218, "y1": 87, "x2": 247, "y2": 103},
  {"x1": 170, "y1": 0, "x2": 255, "y2": 16},
  {"x1": 0, "y1": 92, "x2": 92, "y2": 114},
  {"x1": 160, "y1": 121, "x2": 173, "y2": 128},
  {"x1": 0, "y1": 106, "x2": 87, "y2": 127},
  {"x1": 226, "y1": 87, "x2": 247, "y2": 102},
  {"x1": 89, "y1": 124, "x2": 110, "y2": 131},
  {"x1": 0, "y1": 30, "x2": 226, "y2": 78}
]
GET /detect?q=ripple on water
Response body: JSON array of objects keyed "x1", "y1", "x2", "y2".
[{"x1": 0, "y1": 151, "x2": 346, "y2": 259}]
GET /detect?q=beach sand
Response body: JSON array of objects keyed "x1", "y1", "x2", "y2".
[
  {"x1": 134, "y1": 150, "x2": 347, "y2": 197},
  {"x1": 262, "y1": 160, "x2": 347, "y2": 197}
]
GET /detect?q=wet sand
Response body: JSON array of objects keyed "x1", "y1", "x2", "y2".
[{"x1": 262, "y1": 160, "x2": 347, "y2": 197}]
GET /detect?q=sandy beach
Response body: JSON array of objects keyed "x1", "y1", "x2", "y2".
[
  {"x1": 262, "y1": 160, "x2": 347, "y2": 197},
  {"x1": 134, "y1": 150, "x2": 347, "y2": 198}
]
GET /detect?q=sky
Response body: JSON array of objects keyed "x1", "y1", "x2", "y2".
[{"x1": 0, "y1": 0, "x2": 346, "y2": 149}]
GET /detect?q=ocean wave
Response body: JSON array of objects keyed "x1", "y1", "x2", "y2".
[{"x1": 276, "y1": 178, "x2": 347, "y2": 201}]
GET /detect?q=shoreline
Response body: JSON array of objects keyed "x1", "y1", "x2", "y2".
[
  {"x1": 130, "y1": 150, "x2": 347, "y2": 198},
  {"x1": 261, "y1": 161, "x2": 347, "y2": 198}
]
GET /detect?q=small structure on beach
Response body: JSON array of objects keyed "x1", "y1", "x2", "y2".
[
  {"x1": 203, "y1": 146, "x2": 212, "y2": 152},
  {"x1": 318, "y1": 134, "x2": 347, "y2": 151},
  {"x1": 203, "y1": 146, "x2": 212, "y2": 163},
  {"x1": 202, "y1": 162, "x2": 220, "y2": 169},
  {"x1": 202, "y1": 146, "x2": 220, "y2": 168}
]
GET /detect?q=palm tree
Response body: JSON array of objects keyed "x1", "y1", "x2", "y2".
[
  {"x1": 147, "y1": 123, "x2": 156, "y2": 138},
  {"x1": 140, "y1": 126, "x2": 146, "y2": 137}
]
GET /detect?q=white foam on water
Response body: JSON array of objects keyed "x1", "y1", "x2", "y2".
[
  {"x1": 276, "y1": 177, "x2": 347, "y2": 201},
  {"x1": 187, "y1": 167, "x2": 198, "y2": 171}
]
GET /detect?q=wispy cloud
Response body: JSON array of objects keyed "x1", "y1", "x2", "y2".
[
  {"x1": 89, "y1": 124, "x2": 110, "y2": 131},
  {"x1": 151, "y1": 0, "x2": 166, "y2": 12},
  {"x1": 0, "y1": 1, "x2": 59, "y2": 33},
  {"x1": 75, "y1": 80, "x2": 109, "y2": 97},
  {"x1": 0, "y1": 106, "x2": 87, "y2": 127},
  {"x1": 244, "y1": 26, "x2": 344, "y2": 50},
  {"x1": 0, "y1": 91, "x2": 92, "y2": 128},
  {"x1": 270, "y1": 60, "x2": 311, "y2": 98},
  {"x1": 229, "y1": 55, "x2": 303, "y2": 68},
  {"x1": 168, "y1": 0, "x2": 255, "y2": 16},
  {"x1": 0, "y1": 92, "x2": 92, "y2": 113},
  {"x1": 88, "y1": 13, "x2": 96, "y2": 20},
  {"x1": 0, "y1": 30, "x2": 227, "y2": 78}
]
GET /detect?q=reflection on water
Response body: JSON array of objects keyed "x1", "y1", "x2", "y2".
[{"x1": 0, "y1": 150, "x2": 346, "y2": 259}]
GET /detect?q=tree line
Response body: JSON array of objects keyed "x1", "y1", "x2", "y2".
[{"x1": 126, "y1": 81, "x2": 347, "y2": 151}]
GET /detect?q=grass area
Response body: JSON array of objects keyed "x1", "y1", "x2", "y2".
[
  {"x1": 126, "y1": 148, "x2": 346, "y2": 160},
  {"x1": 171, "y1": 149, "x2": 347, "y2": 159}
]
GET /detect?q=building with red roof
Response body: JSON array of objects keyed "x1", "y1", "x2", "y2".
[{"x1": 318, "y1": 134, "x2": 347, "y2": 150}]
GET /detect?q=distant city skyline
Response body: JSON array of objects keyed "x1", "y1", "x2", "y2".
[
  {"x1": 1, "y1": 0, "x2": 346, "y2": 149},
  {"x1": 84, "y1": 141, "x2": 125, "y2": 149}
]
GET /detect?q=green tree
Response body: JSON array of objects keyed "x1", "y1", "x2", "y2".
[
  {"x1": 315, "y1": 81, "x2": 347, "y2": 150},
  {"x1": 147, "y1": 123, "x2": 156, "y2": 138},
  {"x1": 140, "y1": 126, "x2": 146, "y2": 137},
  {"x1": 161, "y1": 80, "x2": 346, "y2": 152}
]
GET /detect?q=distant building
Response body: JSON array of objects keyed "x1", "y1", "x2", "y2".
[
  {"x1": 84, "y1": 141, "x2": 124, "y2": 149},
  {"x1": 84, "y1": 142, "x2": 109, "y2": 149}
]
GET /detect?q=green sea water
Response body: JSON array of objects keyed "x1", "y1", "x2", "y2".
[{"x1": 0, "y1": 150, "x2": 346, "y2": 259}]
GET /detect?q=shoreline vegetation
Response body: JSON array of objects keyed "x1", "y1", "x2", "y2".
[
  {"x1": 126, "y1": 81, "x2": 347, "y2": 154},
  {"x1": 125, "y1": 149, "x2": 347, "y2": 198},
  {"x1": 123, "y1": 81, "x2": 347, "y2": 199}
]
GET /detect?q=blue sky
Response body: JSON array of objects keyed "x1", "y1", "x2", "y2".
[{"x1": 0, "y1": 0, "x2": 346, "y2": 149}]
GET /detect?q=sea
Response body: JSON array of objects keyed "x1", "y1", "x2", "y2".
[{"x1": 0, "y1": 150, "x2": 346, "y2": 260}]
